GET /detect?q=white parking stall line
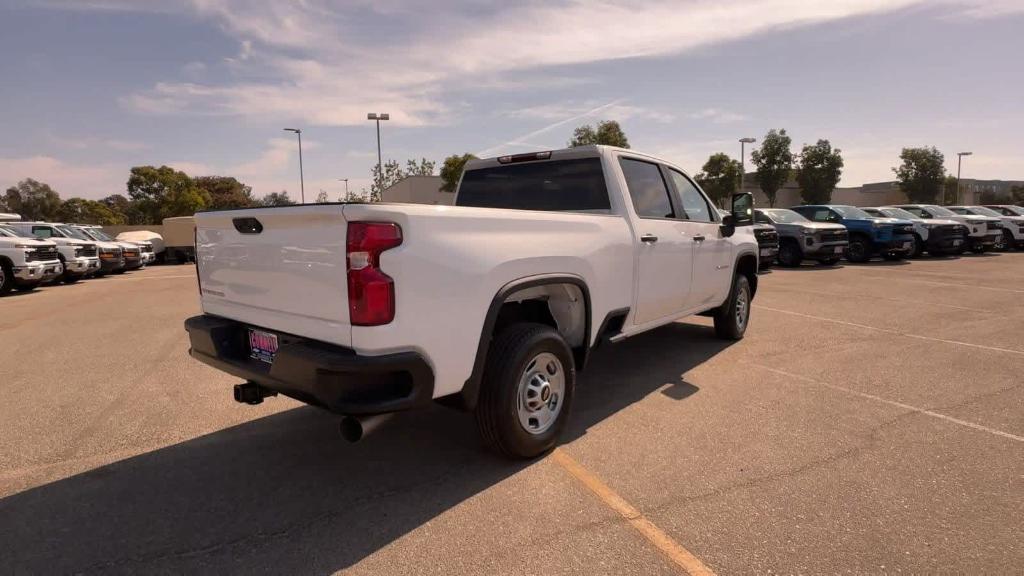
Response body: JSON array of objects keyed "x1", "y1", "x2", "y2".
[
  {"x1": 755, "y1": 305, "x2": 1024, "y2": 357},
  {"x1": 748, "y1": 363, "x2": 1024, "y2": 444},
  {"x1": 853, "y1": 273, "x2": 1024, "y2": 294}
]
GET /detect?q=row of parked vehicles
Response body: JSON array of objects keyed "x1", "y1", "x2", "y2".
[
  {"x1": 748, "y1": 203, "x2": 1024, "y2": 267},
  {"x1": 0, "y1": 221, "x2": 157, "y2": 295}
]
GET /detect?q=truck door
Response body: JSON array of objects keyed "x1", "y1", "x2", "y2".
[
  {"x1": 665, "y1": 169, "x2": 733, "y2": 310},
  {"x1": 618, "y1": 157, "x2": 694, "y2": 325}
]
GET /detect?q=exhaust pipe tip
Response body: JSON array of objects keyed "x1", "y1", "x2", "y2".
[{"x1": 339, "y1": 414, "x2": 391, "y2": 443}]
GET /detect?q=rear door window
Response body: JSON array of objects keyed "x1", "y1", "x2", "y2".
[
  {"x1": 456, "y1": 158, "x2": 610, "y2": 212},
  {"x1": 619, "y1": 158, "x2": 674, "y2": 219}
]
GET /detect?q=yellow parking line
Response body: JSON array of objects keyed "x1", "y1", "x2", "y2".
[{"x1": 550, "y1": 448, "x2": 716, "y2": 576}]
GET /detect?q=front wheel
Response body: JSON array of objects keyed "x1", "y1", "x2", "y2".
[
  {"x1": 0, "y1": 262, "x2": 13, "y2": 295},
  {"x1": 909, "y1": 235, "x2": 924, "y2": 258},
  {"x1": 714, "y1": 274, "x2": 751, "y2": 340},
  {"x1": 845, "y1": 237, "x2": 871, "y2": 263},
  {"x1": 777, "y1": 241, "x2": 803, "y2": 267},
  {"x1": 995, "y1": 231, "x2": 1011, "y2": 252},
  {"x1": 475, "y1": 323, "x2": 576, "y2": 459}
]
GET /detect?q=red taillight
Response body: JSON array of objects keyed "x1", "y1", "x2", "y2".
[{"x1": 347, "y1": 222, "x2": 402, "y2": 326}]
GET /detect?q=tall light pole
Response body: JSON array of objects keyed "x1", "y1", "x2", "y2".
[
  {"x1": 957, "y1": 151, "x2": 973, "y2": 205},
  {"x1": 367, "y1": 113, "x2": 390, "y2": 196},
  {"x1": 338, "y1": 178, "x2": 349, "y2": 199},
  {"x1": 739, "y1": 137, "x2": 756, "y2": 198},
  {"x1": 283, "y1": 128, "x2": 304, "y2": 203}
]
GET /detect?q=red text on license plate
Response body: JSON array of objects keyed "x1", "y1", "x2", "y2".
[{"x1": 249, "y1": 329, "x2": 279, "y2": 363}]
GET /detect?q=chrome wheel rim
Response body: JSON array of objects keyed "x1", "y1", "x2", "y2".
[
  {"x1": 735, "y1": 283, "x2": 750, "y2": 331},
  {"x1": 517, "y1": 352, "x2": 565, "y2": 435}
]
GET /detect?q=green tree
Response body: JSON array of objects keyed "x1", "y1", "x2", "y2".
[
  {"x1": 750, "y1": 129, "x2": 793, "y2": 207},
  {"x1": 101, "y1": 194, "x2": 145, "y2": 224},
  {"x1": 405, "y1": 158, "x2": 436, "y2": 176},
  {"x1": 893, "y1": 147, "x2": 945, "y2": 204},
  {"x1": 568, "y1": 120, "x2": 630, "y2": 148},
  {"x1": 57, "y1": 198, "x2": 126, "y2": 225},
  {"x1": 315, "y1": 190, "x2": 329, "y2": 203},
  {"x1": 193, "y1": 176, "x2": 254, "y2": 210},
  {"x1": 260, "y1": 191, "x2": 296, "y2": 206},
  {"x1": 3, "y1": 179, "x2": 63, "y2": 221},
  {"x1": 941, "y1": 175, "x2": 959, "y2": 205},
  {"x1": 440, "y1": 153, "x2": 478, "y2": 192},
  {"x1": 694, "y1": 153, "x2": 742, "y2": 207},
  {"x1": 127, "y1": 165, "x2": 203, "y2": 223},
  {"x1": 796, "y1": 139, "x2": 844, "y2": 205},
  {"x1": 1011, "y1": 184, "x2": 1024, "y2": 205}
]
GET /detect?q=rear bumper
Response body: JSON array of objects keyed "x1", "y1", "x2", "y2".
[{"x1": 184, "y1": 315, "x2": 434, "y2": 415}]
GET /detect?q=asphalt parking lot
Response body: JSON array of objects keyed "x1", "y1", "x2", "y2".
[{"x1": 2, "y1": 254, "x2": 1022, "y2": 574}]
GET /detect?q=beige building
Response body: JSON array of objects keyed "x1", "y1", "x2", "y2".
[
  {"x1": 740, "y1": 174, "x2": 1022, "y2": 208},
  {"x1": 380, "y1": 175, "x2": 453, "y2": 205}
]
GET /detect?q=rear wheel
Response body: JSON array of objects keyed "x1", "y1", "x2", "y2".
[
  {"x1": 777, "y1": 240, "x2": 802, "y2": 267},
  {"x1": 0, "y1": 262, "x2": 13, "y2": 295},
  {"x1": 714, "y1": 274, "x2": 751, "y2": 340},
  {"x1": 845, "y1": 236, "x2": 871, "y2": 263},
  {"x1": 475, "y1": 323, "x2": 576, "y2": 459}
]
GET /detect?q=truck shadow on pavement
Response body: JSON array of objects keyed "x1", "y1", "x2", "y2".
[{"x1": 0, "y1": 322, "x2": 731, "y2": 574}]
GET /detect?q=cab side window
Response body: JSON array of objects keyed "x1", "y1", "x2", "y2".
[
  {"x1": 619, "y1": 158, "x2": 674, "y2": 219},
  {"x1": 32, "y1": 226, "x2": 53, "y2": 239},
  {"x1": 808, "y1": 209, "x2": 835, "y2": 222},
  {"x1": 904, "y1": 207, "x2": 927, "y2": 218},
  {"x1": 666, "y1": 169, "x2": 714, "y2": 223}
]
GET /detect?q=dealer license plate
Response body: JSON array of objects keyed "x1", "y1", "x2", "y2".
[
  {"x1": 834, "y1": 247, "x2": 844, "y2": 254},
  {"x1": 953, "y1": 239, "x2": 962, "y2": 246},
  {"x1": 902, "y1": 242, "x2": 912, "y2": 250},
  {"x1": 248, "y1": 329, "x2": 279, "y2": 364}
]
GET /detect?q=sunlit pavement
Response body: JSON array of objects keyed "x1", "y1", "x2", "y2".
[{"x1": 1, "y1": 255, "x2": 1021, "y2": 574}]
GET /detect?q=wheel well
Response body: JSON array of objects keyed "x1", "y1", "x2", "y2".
[
  {"x1": 0, "y1": 255, "x2": 13, "y2": 269},
  {"x1": 736, "y1": 254, "x2": 758, "y2": 297},
  {"x1": 849, "y1": 231, "x2": 871, "y2": 242},
  {"x1": 456, "y1": 277, "x2": 591, "y2": 411}
]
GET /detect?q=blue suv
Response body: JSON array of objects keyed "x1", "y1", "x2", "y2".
[{"x1": 791, "y1": 205, "x2": 917, "y2": 262}]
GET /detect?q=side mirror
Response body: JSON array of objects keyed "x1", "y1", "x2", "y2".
[
  {"x1": 720, "y1": 214, "x2": 736, "y2": 238},
  {"x1": 731, "y1": 192, "x2": 754, "y2": 226}
]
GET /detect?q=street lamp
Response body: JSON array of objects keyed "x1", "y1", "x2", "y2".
[
  {"x1": 367, "y1": 113, "x2": 390, "y2": 195},
  {"x1": 957, "y1": 151, "x2": 973, "y2": 205},
  {"x1": 283, "y1": 128, "x2": 305, "y2": 203},
  {"x1": 338, "y1": 178, "x2": 349, "y2": 199},
  {"x1": 739, "y1": 137, "x2": 756, "y2": 196}
]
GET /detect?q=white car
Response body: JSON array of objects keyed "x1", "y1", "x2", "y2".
[
  {"x1": 3, "y1": 222, "x2": 101, "y2": 282},
  {"x1": 0, "y1": 226, "x2": 63, "y2": 294},
  {"x1": 950, "y1": 205, "x2": 1024, "y2": 251},
  {"x1": 75, "y1": 226, "x2": 146, "y2": 269},
  {"x1": 895, "y1": 204, "x2": 1001, "y2": 253},
  {"x1": 185, "y1": 145, "x2": 761, "y2": 458},
  {"x1": 862, "y1": 206, "x2": 966, "y2": 257}
]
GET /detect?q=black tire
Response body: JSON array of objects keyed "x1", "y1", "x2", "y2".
[
  {"x1": 777, "y1": 240, "x2": 803, "y2": 267},
  {"x1": 475, "y1": 323, "x2": 576, "y2": 459},
  {"x1": 0, "y1": 261, "x2": 13, "y2": 295},
  {"x1": 819, "y1": 257, "x2": 841, "y2": 266},
  {"x1": 995, "y1": 231, "x2": 1011, "y2": 252},
  {"x1": 845, "y1": 236, "x2": 871, "y2": 263},
  {"x1": 909, "y1": 234, "x2": 924, "y2": 258},
  {"x1": 714, "y1": 274, "x2": 751, "y2": 340}
]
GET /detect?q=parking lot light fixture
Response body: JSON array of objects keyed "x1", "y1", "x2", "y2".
[
  {"x1": 367, "y1": 113, "x2": 390, "y2": 197},
  {"x1": 283, "y1": 128, "x2": 305, "y2": 204},
  {"x1": 957, "y1": 152, "x2": 973, "y2": 205},
  {"x1": 739, "y1": 137, "x2": 756, "y2": 198}
]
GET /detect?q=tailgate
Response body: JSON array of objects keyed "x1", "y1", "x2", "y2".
[{"x1": 195, "y1": 205, "x2": 352, "y2": 347}]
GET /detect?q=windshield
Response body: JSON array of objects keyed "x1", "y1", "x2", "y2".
[
  {"x1": 86, "y1": 228, "x2": 114, "y2": 241},
  {"x1": 880, "y1": 207, "x2": 921, "y2": 220},
  {"x1": 969, "y1": 206, "x2": 1004, "y2": 217},
  {"x1": 456, "y1": 158, "x2": 611, "y2": 213},
  {"x1": 996, "y1": 205, "x2": 1024, "y2": 216},
  {"x1": 57, "y1": 225, "x2": 93, "y2": 241},
  {"x1": 924, "y1": 205, "x2": 957, "y2": 217},
  {"x1": 832, "y1": 205, "x2": 873, "y2": 219},
  {"x1": 0, "y1": 227, "x2": 16, "y2": 238},
  {"x1": 761, "y1": 209, "x2": 809, "y2": 224}
]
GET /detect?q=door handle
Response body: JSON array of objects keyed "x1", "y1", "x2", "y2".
[
  {"x1": 693, "y1": 235, "x2": 706, "y2": 243},
  {"x1": 640, "y1": 234, "x2": 658, "y2": 243}
]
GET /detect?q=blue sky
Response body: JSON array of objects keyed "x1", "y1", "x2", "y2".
[{"x1": 1, "y1": 0, "x2": 1021, "y2": 201}]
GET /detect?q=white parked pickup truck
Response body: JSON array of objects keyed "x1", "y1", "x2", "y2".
[{"x1": 186, "y1": 146, "x2": 760, "y2": 458}]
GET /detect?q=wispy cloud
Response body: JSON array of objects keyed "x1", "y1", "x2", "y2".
[
  {"x1": 687, "y1": 108, "x2": 749, "y2": 124},
  {"x1": 477, "y1": 100, "x2": 628, "y2": 157}
]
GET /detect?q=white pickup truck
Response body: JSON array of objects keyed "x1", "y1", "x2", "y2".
[{"x1": 186, "y1": 146, "x2": 760, "y2": 458}]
